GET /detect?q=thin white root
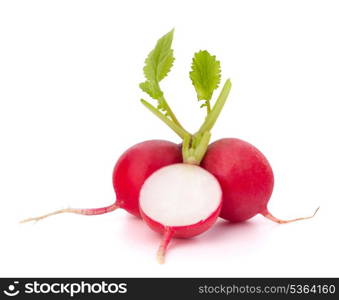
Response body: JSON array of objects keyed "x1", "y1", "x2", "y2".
[
  {"x1": 20, "y1": 203, "x2": 118, "y2": 223},
  {"x1": 20, "y1": 208, "x2": 81, "y2": 223},
  {"x1": 156, "y1": 227, "x2": 173, "y2": 264},
  {"x1": 262, "y1": 207, "x2": 320, "y2": 224},
  {"x1": 157, "y1": 247, "x2": 165, "y2": 264}
]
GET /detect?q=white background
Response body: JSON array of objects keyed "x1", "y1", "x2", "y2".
[{"x1": 1, "y1": 0, "x2": 338, "y2": 277}]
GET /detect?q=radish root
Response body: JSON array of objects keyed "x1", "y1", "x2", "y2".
[
  {"x1": 157, "y1": 227, "x2": 174, "y2": 264},
  {"x1": 20, "y1": 203, "x2": 118, "y2": 223},
  {"x1": 261, "y1": 207, "x2": 319, "y2": 224}
]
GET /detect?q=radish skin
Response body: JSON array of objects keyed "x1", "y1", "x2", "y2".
[{"x1": 142, "y1": 209, "x2": 221, "y2": 263}]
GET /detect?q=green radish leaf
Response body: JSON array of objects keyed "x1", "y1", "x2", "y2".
[
  {"x1": 189, "y1": 50, "x2": 221, "y2": 104},
  {"x1": 139, "y1": 81, "x2": 163, "y2": 99},
  {"x1": 143, "y1": 29, "x2": 175, "y2": 82},
  {"x1": 139, "y1": 29, "x2": 190, "y2": 140}
]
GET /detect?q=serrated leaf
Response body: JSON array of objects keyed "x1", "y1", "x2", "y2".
[
  {"x1": 156, "y1": 98, "x2": 169, "y2": 115},
  {"x1": 143, "y1": 29, "x2": 175, "y2": 82},
  {"x1": 189, "y1": 50, "x2": 221, "y2": 101},
  {"x1": 139, "y1": 81, "x2": 163, "y2": 99}
]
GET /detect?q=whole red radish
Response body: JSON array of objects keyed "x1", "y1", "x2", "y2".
[
  {"x1": 139, "y1": 163, "x2": 222, "y2": 263},
  {"x1": 201, "y1": 138, "x2": 318, "y2": 223},
  {"x1": 21, "y1": 140, "x2": 182, "y2": 222}
]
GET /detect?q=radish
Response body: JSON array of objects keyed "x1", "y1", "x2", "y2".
[
  {"x1": 138, "y1": 30, "x2": 317, "y2": 226},
  {"x1": 201, "y1": 138, "x2": 319, "y2": 223},
  {"x1": 139, "y1": 163, "x2": 222, "y2": 263},
  {"x1": 21, "y1": 140, "x2": 182, "y2": 223},
  {"x1": 22, "y1": 29, "x2": 318, "y2": 264},
  {"x1": 133, "y1": 30, "x2": 233, "y2": 263}
]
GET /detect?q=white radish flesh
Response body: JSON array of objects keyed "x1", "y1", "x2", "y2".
[{"x1": 139, "y1": 163, "x2": 222, "y2": 263}]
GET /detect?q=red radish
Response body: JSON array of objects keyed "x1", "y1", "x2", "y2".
[
  {"x1": 21, "y1": 140, "x2": 182, "y2": 223},
  {"x1": 21, "y1": 29, "x2": 319, "y2": 265},
  {"x1": 139, "y1": 163, "x2": 222, "y2": 263},
  {"x1": 201, "y1": 138, "x2": 318, "y2": 223}
]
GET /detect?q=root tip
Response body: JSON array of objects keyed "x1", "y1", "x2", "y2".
[
  {"x1": 313, "y1": 206, "x2": 320, "y2": 216},
  {"x1": 19, "y1": 217, "x2": 38, "y2": 224},
  {"x1": 157, "y1": 249, "x2": 165, "y2": 264},
  {"x1": 262, "y1": 206, "x2": 320, "y2": 224}
]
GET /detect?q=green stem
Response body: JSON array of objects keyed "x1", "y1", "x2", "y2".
[
  {"x1": 182, "y1": 79, "x2": 231, "y2": 165},
  {"x1": 159, "y1": 95, "x2": 184, "y2": 129},
  {"x1": 206, "y1": 101, "x2": 211, "y2": 114},
  {"x1": 193, "y1": 131, "x2": 211, "y2": 164},
  {"x1": 197, "y1": 79, "x2": 232, "y2": 134},
  {"x1": 141, "y1": 99, "x2": 191, "y2": 140},
  {"x1": 154, "y1": 81, "x2": 184, "y2": 129},
  {"x1": 182, "y1": 131, "x2": 211, "y2": 165},
  {"x1": 182, "y1": 134, "x2": 193, "y2": 163}
]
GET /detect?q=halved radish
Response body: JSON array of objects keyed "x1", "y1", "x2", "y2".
[{"x1": 139, "y1": 163, "x2": 222, "y2": 263}]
